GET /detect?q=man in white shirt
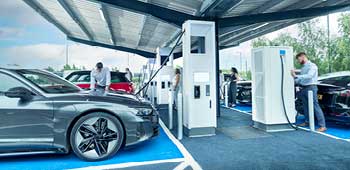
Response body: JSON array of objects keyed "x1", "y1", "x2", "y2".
[
  {"x1": 90, "y1": 62, "x2": 111, "y2": 96},
  {"x1": 291, "y1": 52, "x2": 326, "y2": 132}
]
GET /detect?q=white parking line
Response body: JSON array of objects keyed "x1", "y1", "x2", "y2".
[
  {"x1": 71, "y1": 158, "x2": 185, "y2": 170},
  {"x1": 159, "y1": 120, "x2": 202, "y2": 170}
]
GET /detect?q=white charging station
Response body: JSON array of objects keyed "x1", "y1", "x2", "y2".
[
  {"x1": 251, "y1": 46, "x2": 296, "y2": 132},
  {"x1": 141, "y1": 59, "x2": 157, "y2": 104},
  {"x1": 182, "y1": 20, "x2": 217, "y2": 137},
  {"x1": 156, "y1": 47, "x2": 175, "y2": 105}
]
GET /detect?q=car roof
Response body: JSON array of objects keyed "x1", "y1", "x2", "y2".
[
  {"x1": 0, "y1": 67, "x2": 47, "y2": 74},
  {"x1": 68, "y1": 70, "x2": 126, "y2": 74},
  {"x1": 319, "y1": 71, "x2": 350, "y2": 80}
]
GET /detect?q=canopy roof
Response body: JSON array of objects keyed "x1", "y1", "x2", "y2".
[{"x1": 24, "y1": 0, "x2": 350, "y2": 58}]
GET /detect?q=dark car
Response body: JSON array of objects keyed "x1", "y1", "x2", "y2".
[
  {"x1": 0, "y1": 68, "x2": 158, "y2": 161},
  {"x1": 65, "y1": 71, "x2": 134, "y2": 93},
  {"x1": 236, "y1": 81, "x2": 252, "y2": 105},
  {"x1": 318, "y1": 71, "x2": 350, "y2": 88},
  {"x1": 296, "y1": 84, "x2": 350, "y2": 124},
  {"x1": 234, "y1": 73, "x2": 350, "y2": 124}
]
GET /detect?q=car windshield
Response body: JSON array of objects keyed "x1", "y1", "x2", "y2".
[{"x1": 16, "y1": 70, "x2": 80, "y2": 94}]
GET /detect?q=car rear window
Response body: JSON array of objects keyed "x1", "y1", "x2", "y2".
[
  {"x1": 66, "y1": 72, "x2": 90, "y2": 83},
  {"x1": 111, "y1": 72, "x2": 129, "y2": 83}
]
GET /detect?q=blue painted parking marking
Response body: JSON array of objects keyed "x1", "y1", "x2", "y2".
[
  {"x1": 233, "y1": 104, "x2": 252, "y2": 113},
  {"x1": 297, "y1": 115, "x2": 350, "y2": 140},
  {"x1": 221, "y1": 103, "x2": 252, "y2": 113},
  {"x1": 0, "y1": 127, "x2": 184, "y2": 170},
  {"x1": 223, "y1": 104, "x2": 350, "y2": 141}
]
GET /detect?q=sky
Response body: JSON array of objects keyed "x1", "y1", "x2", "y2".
[
  {"x1": 0, "y1": 0, "x2": 148, "y2": 72},
  {"x1": 0, "y1": 0, "x2": 346, "y2": 72}
]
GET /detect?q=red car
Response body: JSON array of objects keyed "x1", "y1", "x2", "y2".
[{"x1": 65, "y1": 71, "x2": 134, "y2": 93}]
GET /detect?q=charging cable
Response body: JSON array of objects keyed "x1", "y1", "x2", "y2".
[
  {"x1": 136, "y1": 30, "x2": 185, "y2": 95},
  {"x1": 280, "y1": 55, "x2": 298, "y2": 130}
]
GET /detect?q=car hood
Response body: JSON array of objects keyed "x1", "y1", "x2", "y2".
[{"x1": 49, "y1": 91, "x2": 151, "y2": 107}]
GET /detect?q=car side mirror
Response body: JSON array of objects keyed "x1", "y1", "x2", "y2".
[{"x1": 5, "y1": 87, "x2": 34, "y2": 101}]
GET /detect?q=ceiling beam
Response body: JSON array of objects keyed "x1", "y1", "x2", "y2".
[
  {"x1": 247, "y1": 0, "x2": 285, "y2": 14},
  {"x1": 23, "y1": 0, "x2": 71, "y2": 36},
  {"x1": 58, "y1": 0, "x2": 94, "y2": 41},
  {"x1": 220, "y1": 0, "x2": 350, "y2": 46},
  {"x1": 68, "y1": 36, "x2": 156, "y2": 58},
  {"x1": 218, "y1": 3, "x2": 350, "y2": 28},
  {"x1": 219, "y1": 0, "x2": 324, "y2": 45},
  {"x1": 92, "y1": 0, "x2": 204, "y2": 28},
  {"x1": 218, "y1": 0, "x2": 285, "y2": 41},
  {"x1": 198, "y1": 0, "x2": 223, "y2": 16},
  {"x1": 235, "y1": 19, "x2": 310, "y2": 45},
  {"x1": 210, "y1": 0, "x2": 245, "y2": 17},
  {"x1": 101, "y1": 5, "x2": 116, "y2": 45}
]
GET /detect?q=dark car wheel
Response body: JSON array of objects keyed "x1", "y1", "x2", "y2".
[{"x1": 70, "y1": 112, "x2": 124, "y2": 161}]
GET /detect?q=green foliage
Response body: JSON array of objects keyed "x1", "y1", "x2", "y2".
[
  {"x1": 240, "y1": 70, "x2": 251, "y2": 80},
  {"x1": 252, "y1": 13, "x2": 350, "y2": 75},
  {"x1": 45, "y1": 66, "x2": 55, "y2": 72},
  {"x1": 62, "y1": 64, "x2": 79, "y2": 71}
]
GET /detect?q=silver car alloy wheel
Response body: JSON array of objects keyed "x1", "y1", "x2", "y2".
[{"x1": 74, "y1": 117, "x2": 119, "y2": 159}]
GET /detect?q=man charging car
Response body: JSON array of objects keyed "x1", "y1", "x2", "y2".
[
  {"x1": 291, "y1": 52, "x2": 327, "y2": 132},
  {"x1": 90, "y1": 62, "x2": 111, "y2": 96}
]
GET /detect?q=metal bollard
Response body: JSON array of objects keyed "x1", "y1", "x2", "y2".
[
  {"x1": 177, "y1": 92, "x2": 183, "y2": 140},
  {"x1": 225, "y1": 83, "x2": 229, "y2": 107},
  {"x1": 308, "y1": 90, "x2": 315, "y2": 132},
  {"x1": 150, "y1": 82, "x2": 154, "y2": 104},
  {"x1": 168, "y1": 89, "x2": 173, "y2": 130}
]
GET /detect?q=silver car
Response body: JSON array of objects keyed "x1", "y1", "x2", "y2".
[{"x1": 0, "y1": 68, "x2": 159, "y2": 161}]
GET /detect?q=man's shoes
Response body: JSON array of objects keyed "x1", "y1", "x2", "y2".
[
  {"x1": 317, "y1": 127, "x2": 327, "y2": 132},
  {"x1": 297, "y1": 122, "x2": 309, "y2": 127}
]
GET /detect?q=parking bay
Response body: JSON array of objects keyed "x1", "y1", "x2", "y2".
[{"x1": 0, "y1": 126, "x2": 184, "y2": 170}]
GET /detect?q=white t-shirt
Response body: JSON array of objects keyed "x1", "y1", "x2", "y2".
[{"x1": 90, "y1": 67, "x2": 111, "y2": 89}]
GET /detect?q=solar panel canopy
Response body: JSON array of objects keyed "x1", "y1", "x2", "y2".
[{"x1": 24, "y1": 0, "x2": 350, "y2": 58}]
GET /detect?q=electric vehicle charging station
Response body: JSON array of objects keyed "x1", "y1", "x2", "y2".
[
  {"x1": 156, "y1": 47, "x2": 175, "y2": 105},
  {"x1": 182, "y1": 20, "x2": 217, "y2": 137},
  {"x1": 141, "y1": 59, "x2": 158, "y2": 104},
  {"x1": 251, "y1": 46, "x2": 296, "y2": 132}
]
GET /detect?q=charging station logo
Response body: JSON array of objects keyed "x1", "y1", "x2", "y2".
[{"x1": 280, "y1": 50, "x2": 286, "y2": 57}]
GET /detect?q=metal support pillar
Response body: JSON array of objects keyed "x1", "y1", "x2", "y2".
[{"x1": 215, "y1": 20, "x2": 221, "y2": 117}]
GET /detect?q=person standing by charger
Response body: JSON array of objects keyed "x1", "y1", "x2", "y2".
[
  {"x1": 173, "y1": 68, "x2": 182, "y2": 109},
  {"x1": 228, "y1": 67, "x2": 240, "y2": 107},
  {"x1": 90, "y1": 62, "x2": 111, "y2": 96},
  {"x1": 291, "y1": 52, "x2": 327, "y2": 132}
]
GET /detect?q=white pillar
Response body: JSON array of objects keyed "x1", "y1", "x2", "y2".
[
  {"x1": 168, "y1": 53, "x2": 174, "y2": 66},
  {"x1": 168, "y1": 89, "x2": 173, "y2": 130},
  {"x1": 177, "y1": 92, "x2": 183, "y2": 140},
  {"x1": 308, "y1": 90, "x2": 315, "y2": 132}
]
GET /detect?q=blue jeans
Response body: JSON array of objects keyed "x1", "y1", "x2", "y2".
[{"x1": 298, "y1": 86, "x2": 326, "y2": 127}]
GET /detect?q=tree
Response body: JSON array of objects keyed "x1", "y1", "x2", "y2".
[
  {"x1": 251, "y1": 18, "x2": 334, "y2": 74},
  {"x1": 45, "y1": 66, "x2": 55, "y2": 72},
  {"x1": 332, "y1": 13, "x2": 350, "y2": 72},
  {"x1": 252, "y1": 37, "x2": 271, "y2": 47},
  {"x1": 62, "y1": 64, "x2": 80, "y2": 71},
  {"x1": 297, "y1": 19, "x2": 328, "y2": 74}
]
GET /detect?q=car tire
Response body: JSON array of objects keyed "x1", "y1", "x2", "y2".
[{"x1": 70, "y1": 112, "x2": 124, "y2": 161}]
